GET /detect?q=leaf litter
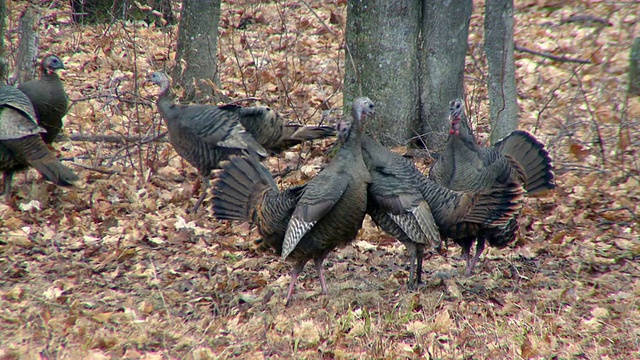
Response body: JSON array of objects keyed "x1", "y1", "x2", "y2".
[{"x1": 0, "y1": 0, "x2": 639, "y2": 358}]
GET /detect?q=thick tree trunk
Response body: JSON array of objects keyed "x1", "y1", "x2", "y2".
[
  {"x1": 629, "y1": 37, "x2": 640, "y2": 97},
  {"x1": 419, "y1": 0, "x2": 472, "y2": 151},
  {"x1": 15, "y1": 6, "x2": 39, "y2": 84},
  {"x1": 173, "y1": 0, "x2": 222, "y2": 103},
  {"x1": 345, "y1": 0, "x2": 421, "y2": 146},
  {"x1": 0, "y1": 0, "x2": 6, "y2": 81},
  {"x1": 485, "y1": 0, "x2": 518, "y2": 144}
]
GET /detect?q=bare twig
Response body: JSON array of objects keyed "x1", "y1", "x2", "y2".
[
  {"x1": 595, "y1": 206, "x2": 638, "y2": 220},
  {"x1": 69, "y1": 93, "x2": 153, "y2": 107},
  {"x1": 515, "y1": 45, "x2": 591, "y2": 64},
  {"x1": 572, "y1": 68, "x2": 606, "y2": 166},
  {"x1": 299, "y1": 0, "x2": 337, "y2": 37}
]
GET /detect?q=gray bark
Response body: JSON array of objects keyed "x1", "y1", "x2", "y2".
[
  {"x1": 485, "y1": 0, "x2": 518, "y2": 144},
  {"x1": 345, "y1": 0, "x2": 422, "y2": 146},
  {"x1": 420, "y1": 0, "x2": 472, "y2": 151},
  {"x1": 0, "y1": 0, "x2": 6, "y2": 81},
  {"x1": 173, "y1": 0, "x2": 222, "y2": 102},
  {"x1": 15, "y1": 6, "x2": 39, "y2": 84},
  {"x1": 629, "y1": 37, "x2": 640, "y2": 97}
]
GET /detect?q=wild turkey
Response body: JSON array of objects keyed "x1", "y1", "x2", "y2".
[
  {"x1": 211, "y1": 97, "x2": 374, "y2": 305},
  {"x1": 335, "y1": 119, "x2": 524, "y2": 288},
  {"x1": 0, "y1": 85, "x2": 78, "y2": 195},
  {"x1": 217, "y1": 104, "x2": 336, "y2": 154},
  {"x1": 429, "y1": 99, "x2": 555, "y2": 275},
  {"x1": 18, "y1": 55, "x2": 68, "y2": 144},
  {"x1": 149, "y1": 72, "x2": 336, "y2": 212}
]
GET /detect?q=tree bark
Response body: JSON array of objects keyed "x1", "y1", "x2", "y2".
[
  {"x1": 485, "y1": 0, "x2": 518, "y2": 144},
  {"x1": 15, "y1": 6, "x2": 39, "y2": 84},
  {"x1": 419, "y1": 0, "x2": 472, "y2": 151},
  {"x1": 629, "y1": 37, "x2": 640, "y2": 97},
  {"x1": 173, "y1": 0, "x2": 222, "y2": 103},
  {"x1": 345, "y1": 0, "x2": 422, "y2": 146},
  {"x1": 0, "y1": 0, "x2": 6, "y2": 81}
]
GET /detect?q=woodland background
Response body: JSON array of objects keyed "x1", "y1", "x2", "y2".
[{"x1": 1, "y1": 0, "x2": 639, "y2": 359}]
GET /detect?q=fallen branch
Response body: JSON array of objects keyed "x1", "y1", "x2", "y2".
[
  {"x1": 223, "y1": 96, "x2": 262, "y2": 106},
  {"x1": 69, "y1": 132, "x2": 168, "y2": 144},
  {"x1": 515, "y1": 45, "x2": 591, "y2": 64},
  {"x1": 70, "y1": 162, "x2": 120, "y2": 175},
  {"x1": 561, "y1": 15, "x2": 612, "y2": 27}
]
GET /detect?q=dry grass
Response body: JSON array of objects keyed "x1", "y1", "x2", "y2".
[{"x1": 1, "y1": 0, "x2": 639, "y2": 359}]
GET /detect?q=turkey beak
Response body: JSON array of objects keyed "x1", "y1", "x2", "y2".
[
  {"x1": 364, "y1": 108, "x2": 375, "y2": 121},
  {"x1": 53, "y1": 63, "x2": 65, "y2": 75}
]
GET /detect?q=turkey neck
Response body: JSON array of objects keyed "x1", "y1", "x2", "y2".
[
  {"x1": 341, "y1": 111, "x2": 364, "y2": 156},
  {"x1": 34, "y1": 71, "x2": 68, "y2": 115},
  {"x1": 156, "y1": 80, "x2": 174, "y2": 115},
  {"x1": 42, "y1": 70, "x2": 63, "y2": 86},
  {"x1": 445, "y1": 116, "x2": 479, "y2": 156}
]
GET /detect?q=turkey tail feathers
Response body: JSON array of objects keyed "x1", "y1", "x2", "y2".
[{"x1": 495, "y1": 130, "x2": 555, "y2": 195}]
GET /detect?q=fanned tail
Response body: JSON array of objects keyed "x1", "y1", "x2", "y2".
[
  {"x1": 495, "y1": 130, "x2": 555, "y2": 195},
  {"x1": 211, "y1": 155, "x2": 277, "y2": 221}
]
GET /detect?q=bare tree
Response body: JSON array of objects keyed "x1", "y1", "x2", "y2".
[
  {"x1": 172, "y1": 0, "x2": 222, "y2": 102},
  {"x1": 485, "y1": 0, "x2": 518, "y2": 144},
  {"x1": 0, "y1": 0, "x2": 6, "y2": 81},
  {"x1": 346, "y1": 0, "x2": 472, "y2": 150},
  {"x1": 630, "y1": 37, "x2": 640, "y2": 97},
  {"x1": 420, "y1": 0, "x2": 472, "y2": 150},
  {"x1": 345, "y1": 0, "x2": 421, "y2": 146},
  {"x1": 15, "y1": 6, "x2": 39, "y2": 84}
]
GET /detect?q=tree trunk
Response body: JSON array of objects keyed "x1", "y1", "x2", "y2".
[
  {"x1": 345, "y1": 0, "x2": 421, "y2": 146},
  {"x1": 485, "y1": 0, "x2": 518, "y2": 144},
  {"x1": 15, "y1": 6, "x2": 39, "y2": 84},
  {"x1": 173, "y1": 0, "x2": 222, "y2": 103},
  {"x1": 419, "y1": 0, "x2": 472, "y2": 151},
  {"x1": 629, "y1": 37, "x2": 640, "y2": 97},
  {"x1": 0, "y1": 0, "x2": 6, "y2": 81}
]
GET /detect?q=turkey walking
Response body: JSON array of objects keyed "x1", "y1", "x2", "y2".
[
  {"x1": 211, "y1": 97, "x2": 374, "y2": 305},
  {"x1": 0, "y1": 85, "x2": 78, "y2": 195},
  {"x1": 18, "y1": 55, "x2": 68, "y2": 144},
  {"x1": 150, "y1": 72, "x2": 336, "y2": 212},
  {"x1": 429, "y1": 99, "x2": 555, "y2": 275},
  {"x1": 335, "y1": 119, "x2": 524, "y2": 288},
  {"x1": 219, "y1": 104, "x2": 336, "y2": 154}
]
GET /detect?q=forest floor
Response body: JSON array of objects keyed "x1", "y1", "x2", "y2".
[{"x1": 1, "y1": 0, "x2": 639, "y2": 359}]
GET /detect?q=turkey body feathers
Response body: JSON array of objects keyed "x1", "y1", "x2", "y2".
[
  {"x1": 212, "y1": 155, "x2": 304, "y2": 252},
  {"x1": 356, "y1": 131, "x2": 522, "y2": 286},
  {"x1": 429, "y1": 99, "x2": 553, "y2": 275},
  {"x1": 220, "y1": 104, "x2": 337, "y2": 153},
  {"x1": 151, "y1": 72, "x2": 269, "y2": 212},
  {"x1": 18, "y1": 55, "x2": 68, "y2": 144},
  {"x1": 0, "y1": 85, "x2": 77, "y2": 194},
  {"x1": 151, "y1": 72, "x2": 336, "y2": 212},
  {"x1": 212, "y1": 97, "x2": 374, "y2": 305}
]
